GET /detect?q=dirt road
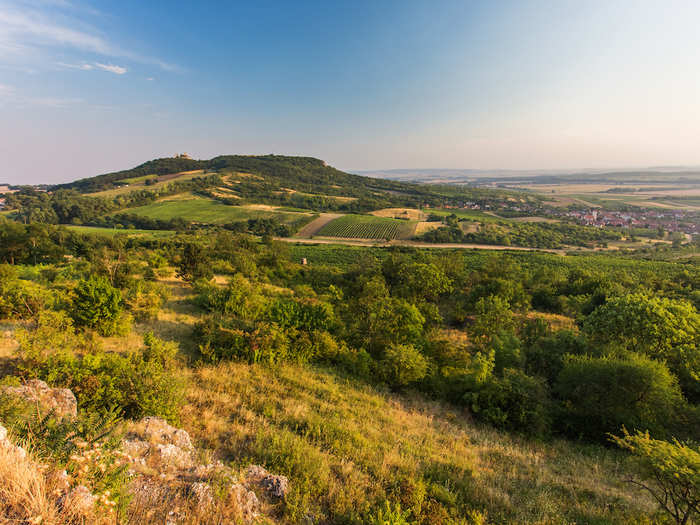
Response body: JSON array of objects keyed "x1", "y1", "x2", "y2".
[{"x1": 276, "y1": 236, "x2": 565, "y2": 253}]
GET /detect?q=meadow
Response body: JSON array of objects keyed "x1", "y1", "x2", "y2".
[
  {"x1": 64, "y1": 225, "x2": 177, "y2": 238},
  {"x1": 120, "y1": 195, "x2": 314, "y2": 226},
  {"x1": 89, "y1": 170, "x2": 208, "y2": 197}
]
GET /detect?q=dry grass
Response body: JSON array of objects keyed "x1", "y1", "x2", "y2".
[
  {"x1": 414, "y1": 221, "x2": 442, "y2": 235},
  {"x1": 180, "y1": 361, "x2": 656, "y2": 524},
  {"x1": 0, "y1": 438, "x2": 106, "y2": 525},
  {"x1": 370, "y1": 208, "x2": 426, "y2": 220}
]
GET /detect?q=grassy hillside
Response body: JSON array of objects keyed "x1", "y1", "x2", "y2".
[
  {"x1": 184, "y1": 361, "x2": 654, "y2": 524},
  {"x1": 120, "y1": 195, "x2": 314, "y2": 226},
  {"x1": 53, "y1": 155, "x2": 537, "y2": 213}
]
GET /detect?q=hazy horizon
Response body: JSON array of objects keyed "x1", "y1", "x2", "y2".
[{"x1": 2, "y1": 0, "x2": 700, "y2": 184}]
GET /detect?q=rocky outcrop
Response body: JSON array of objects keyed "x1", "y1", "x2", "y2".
[
  {"x1": 122, "y1": 416, "x2": 286, "y2": 523},
  {"x1": 1, "y1": 379, "x2": 77, "y2": 418},
  {"x1": 1, "y1": 394, "x2": 289, "y2": 524},
  {"x1": 246, "y1": 464, "x2": 290, "y2": 499}
]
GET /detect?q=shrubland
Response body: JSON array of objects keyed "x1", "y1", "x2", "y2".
[{"x1": 0, "y1": 219, "x2": 699, "y2": 523}]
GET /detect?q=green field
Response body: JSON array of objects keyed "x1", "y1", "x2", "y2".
[
  {"x1": 122, "y1": 196, "x2": 313, "y2": 225},
  {"x1": 317, "y1": 214, "x2": 415, "y2": 239},
  {"x1": 64, "y1": 225, "x2": 177, "y2": 237},
  {"x1": 115, "y1": 174, "x2": 158, "y2": 184}
]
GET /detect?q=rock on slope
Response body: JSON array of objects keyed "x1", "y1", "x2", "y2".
[{"x1": 1, "y1": 380, "x2": 289, "y2": 524}]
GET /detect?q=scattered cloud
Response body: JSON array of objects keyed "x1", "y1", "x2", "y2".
[
  {"x1": 57, "y1": 61, "x2": 126, "y2": 74},
  {"x1": 94, "y1": 62, "x2": 126, "y2": 74},
  {"x1": 0, "y1": 0, "x2": 177, "y2": 72},
  {"x1": 146, "y1": 77, "x2": 154, "y2": 81}
]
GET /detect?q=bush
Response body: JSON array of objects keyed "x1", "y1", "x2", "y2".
[
  {"x1": 582, "y1": 293, "x2": 700, "y2": 402},
  {"x1": 379, "y1": 343, "x2": 429, "y2": 387},
  {"x1": 0, "y1": 264, "x2": 52, "y2": 319},
  {"x1": 196, "y1": 316, "x2": 290, "y2": 365},
  {"x1": 18, "y1": 329, "x2": 184, "y2": 423},
  {"x1": 465, "y1": 368, "x2": 551, "y2": 436},
  {"x1": 555, "y1": 353, "x2": 685, "y2": 441},
  {"x1": 124, "y1": 280, "x2": 169, "y2": 322},
  {"x1": 72, "y1": 276, "x2": 130, "y2": 336}
]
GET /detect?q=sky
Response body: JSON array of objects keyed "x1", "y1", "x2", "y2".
[{"x1": 1, "y1": 0, "x2": 700, "y2": 184}]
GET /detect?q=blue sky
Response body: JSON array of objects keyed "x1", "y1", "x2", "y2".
[{"x1": 1, "y1": 0, "x2": 700, "y2": 183}]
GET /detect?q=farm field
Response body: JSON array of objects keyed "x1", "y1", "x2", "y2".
[
  {"x1": 121, "y1": 195, "x2": 314, "y2": 225},
  {"x1": 316, "y1": 214, "x2": 416, "y2": 239},
  {"x1": 510, "y1": 182, "x2": 700, "y2": 210}
]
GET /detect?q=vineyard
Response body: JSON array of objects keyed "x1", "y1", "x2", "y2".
[{"x1": 316, "y1": 214, "x2": 415, "y2": 239}]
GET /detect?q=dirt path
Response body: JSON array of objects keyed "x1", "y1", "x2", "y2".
[
  {"x1": 277, "y1": 236, "x2": 565, "y2": 253},
  {"x1": 295, "y1": 213, "x2": 343, "y2": 238}
]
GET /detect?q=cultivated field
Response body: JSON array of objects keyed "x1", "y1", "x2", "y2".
[
  {"x1": 511, "y1": 181, "x2": 700, "y2": 210},
  {"x1": 316, "y1": 214, "x2": 416, "y2": 239}
]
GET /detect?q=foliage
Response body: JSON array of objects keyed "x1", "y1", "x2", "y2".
[
  {"x1": 465, "y1": 368, "x2": 551, "y2": 436},
  {"x1": 583, "y1": 293, "x2": 700, "y2": 401},
  {"x1": 555, "y1": 354, "x2": 685, "y2": 441},
  {"x1": 18, "y1": 328, "x2": 184, "y2": 423},
  {"x1": 71, "y1": 276, "x2": 130, "y2": 336},
  {"x1": 379, "y1": 343, "x2": 429, "y2": 387},
  {"x1": 0, "y1": 264, "x2": 52, "y2": 319},
  {"x1": 177, "y1": 242, "x2": 214, "y2": 282},
  {"x1": 612, "y1": 430, "x2": 700, "y2": 525},
  {"x1": 366, "y1": 501, "x2": 412, "y2": 525},
  {"x1": 124, "y1": 280, "x2": 169, "y2": 321}
]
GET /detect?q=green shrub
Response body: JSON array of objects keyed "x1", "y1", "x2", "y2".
[
  {"x1": 0, "y1": 264, "x2": 52, "y2": 319},
  {"x1": 583, "y1": 293, "x2": 700, "y2": 401},
  {"x1": 72, "y1": 276, "x2": 130, "y2": 336},
  {"x1": 555, "y1": 353, "x2": 685, "y2": 441},
  {"x1": 367, "y1": 501, "x2": 412, "y2": 525},
  {"x1": 124, "y1": 280, "x2": 169, "y2": 321},
  {"x1": 19, "y1": 330, "x2": 184, "y2": 423},
  {"x1": 267, "y1": 296, "x2": 335, "y2": 332},
  {"x1": 465, "y1": 368, "x2": 551, "y2": 436},
  {"x1": 196, "y1": 316, "x2": 290, "y2": 365},
  {"x1": 379, "y1": 343, "x2": 429, "y2": 387},
  {"x1": 195, "y1": 273, "x2": 266, "y2": 321}
]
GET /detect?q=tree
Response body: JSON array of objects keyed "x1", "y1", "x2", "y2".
[
  {"x1": 612, "y1": 430, "x2": 700, "y2": 525},
  {"x1": 379, "y1": 343, "x2": 428, "y2": 387},
  {"x1": 72, "y1": 276, "x2": 129, "y2": 336},
  {"x1": 176, "y1": 242, "x2": 213, "y2": 283},
  {"x1": 470, "y1": 295, "x2": 514, "y2": 345},
  {"x1": 583, "y1": 293, "x2": 700, "y2": 401},
  {"x1": 555, "y1": 353, "x2": 685, "y2": 441}
]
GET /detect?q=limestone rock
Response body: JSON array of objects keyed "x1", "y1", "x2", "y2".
[
  {"x1": 246, "y1": 464, "x2": 290, "y2": 499},
  {"x1": 61, "y1": 485, "x2": 95, "y2": 515},
  {"x1": 1, "y1": 379, "x2": 77, "y2": 418},
  {"x1": 229, "y1": 483, "x2": 261, "y2": 523}
]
